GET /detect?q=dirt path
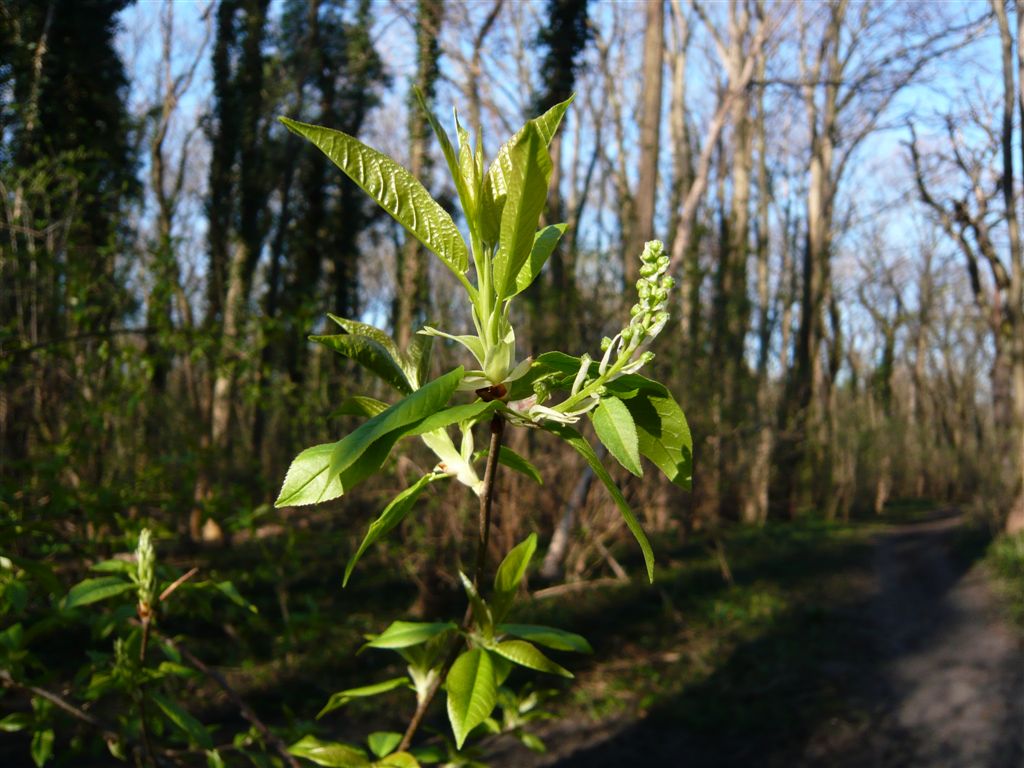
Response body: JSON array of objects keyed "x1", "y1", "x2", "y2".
[
  {"x1": 808, "y1": 513, "x2": 1024, "y2": 767},
  {"x1": 491, "y1": 513, "x2": 1024, "y2": 767}
]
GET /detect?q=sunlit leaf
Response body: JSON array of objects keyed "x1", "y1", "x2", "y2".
[
  {"x1": 415, "y1": 87, "x2": 476, "y2": 232},
  {"x1": 62, "y1": 577, "x2": 134, "y2": 610},
  {"x1": 492, "y1": 533, "x2": 537, "y2": 621},
  {"x1": 479, "y1": 96, "x2": 574, "y2": 244},
  {"x1": 445, "y1": 648, "x2": 497, "y2": 749},
  {"x1": 367, "y1": 732, "x2": 402, "y2": 760},
  {"x1": 489, "y1": 640, "x2": 572, "y2": 678},
  {"x1": 493, "y1": 125, "x2": 553, "y2": 299},
  {"x1": 496, "y1": 624, "x2": 592, "y2": 653},
  {"x1": 280, "y1": 118, "x2": 468, "y2": 277},
  {"x1": 312, "y1": 334, "x2": 412, "y2": 394},
  {"x1": 591, "y1": 396, "x2": 643, "y2": 477},
  {"x1": 345, "y1": 475, "x2": 445, "y2": 586},
  {"x1": 363, "y1": 621, "x2": 458, "y2": 650},
  {"x1": 288, "y1": 735, "x2": 370, "y2": 767},
  {"x1": 276, "y1": 368, "x2": 463, "y2": 507},
  {"x1": 511, "y1": 224, "x2": 566, "y2": 297},
  {"x1": 317, "y1": 678, "x2": 411, "y2": 719}
]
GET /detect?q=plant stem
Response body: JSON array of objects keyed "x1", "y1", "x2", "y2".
[
  {"x1": 474, "y1": 414, "x2": 505, "y2": 586},
  {"x1": 397, "y1": 413, "x2": 505, "y2": 752},
  {"x1": 138, "y1": 609, "x2": 155, "y2": 765}
]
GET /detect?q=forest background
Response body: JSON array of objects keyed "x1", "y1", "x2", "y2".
[{"x1": 3, "y1": 0, "x2": 1024, "y2": 764}]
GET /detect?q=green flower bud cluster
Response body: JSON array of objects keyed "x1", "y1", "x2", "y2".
[
  {"x1": 627, "y1": 240, "x2": 673, "y2": 346},
  {"x1": 135, "y1": 528, "x2": 156, "y2": 620},
  {"x1": 532, "y1": 240, "x2": 673, "y2": 426}
]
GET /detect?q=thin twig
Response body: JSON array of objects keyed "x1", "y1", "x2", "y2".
[
  {"x1": 0, "y1": 669, "x2": 119, "y2": 741},
  {"x1": 150, "y1": 629, "x2": 301, "y2": 768},
  {"x1": 532, "y1": 577, "x2": 628, "y2": 600},
  {"x1": 398, "y1": 414, "x2": 506, "y2": 752},
  {"x1": 159, "y1": 567, "x2": 199, "y2": 602}
]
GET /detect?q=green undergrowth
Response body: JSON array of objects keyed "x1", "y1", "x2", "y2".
[
  {"x1": 987, "y1": 531, "x2": 1024, "y2": 628},
  {"x1": 215, "y1": 517, "x2": 879, "y2": 752},
  {"x1": 0, "y1": 510, "x2": 893, "y2": 766}
]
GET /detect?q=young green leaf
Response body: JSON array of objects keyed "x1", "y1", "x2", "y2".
[
  {"x1": 373, "y1": 753, "x2": 420, "y2": 768},
  {"x1": 614, "y1": 380, "x2": 693, "y2": 489},
  {"x1": 419, "y1": 327, "x2": 486, "y2": 369},
  {"x1": 414, "y1": 88, "x2": 477, "y2": 231},
  {"x1": 499, "y1": 446, "x2": 543, "y2": 484},
  {"x1": 88, "y1": 559, "x2": 135, "y2": 575},
  {"x1": 489, "y1": 640, "x2": 573, "y2": 678},
  {"x1": 274, "y1": 442, "x2": 342, "y2": 508},
  {"x1": 363, "y1": 620, "x2": 457, "y2": 650},
  {"x1": 0, "y1": 713, "x2": 31, "y2": 732},
  {"x1": 544, "y1": 424, "x2": 655, "y2": 582},
  {"x1": 496, "y1": 624, "x2": 593, "y2": 653},
  {"x1": 404, "y1": 400, "x2": 500, "y2": 437},
  {"x1": 405, "y1": 332, "x2": 434, "y2": 389},
  {"x1": 213, "y1": 581, "x2": 257, "y2": 613},
  {"x1": 279, "y1": 117, "x2": 469, "y2": 277},
  {"x1": 277, "y1": 432, "x2": 405, "y2": 508},
  {"x1": 317, "y1": 678, "x2": 411, "y2": 719},
  {"x1": 345, "y1": 474, "x2": 445, "y2": 586},
  {"x1": 511, "y1": 224, "x2": 567, "y2": 297},
  {"x1": 334, "y1": 396, "x2": 390, "y2": 419},
  {"x1": 150, "y1": 692, "x2": 213, "y2": 749},
  {"x1": 312, "y1": 334, "x2": 412, "y2": 394},
  {"x1": 62, "y1": 577, "x2": 134, "y2": 610},
  {"x1": 455, "y1": 114, "x2": 479, "y2": 217},
  {"x1": 479, "y1": 96, "x2": 574, "y2": 244},
  {"x1": 326, "y1": 365, "x2": 464, "y2": 486},
  {"x1": 288, "y1": 735, "x2": 370, "y2": 767},
  {"x1": 459, "y1": 571, "x2": 492, "y2": 636},
  {"x1": 493, "y1": 125, "x2": 553, "y2": 299},
  {"x1": 591, "y1": 396, "x2": 643, "y2": 477},
  {"x1": 327, "y1": 314, "x2": 402, "y2": 361},
  {"x1": 493, "y1": 533, "x2": 537, "y2": 597},
  {"x1": 367, "y1": 732, "x2": 403, "y2": 760},
  {"x1": 30, "y1": 728, "x2": 53, "y2": 768},
  {"x1": 446, "y1": 648, "x2": 498, "y2": 749}
]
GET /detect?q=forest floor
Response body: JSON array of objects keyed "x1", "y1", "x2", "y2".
[{"x1": 488, "y1": 508, "x2": 1024, "y2": 768}]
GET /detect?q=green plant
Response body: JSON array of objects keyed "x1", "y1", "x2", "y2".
[
  {"x1": 0, "y1": 529, "x2": 292, "y2": 767},
  {"x1": 274, "y1": 91, "x2": 692, "y2": 766}
]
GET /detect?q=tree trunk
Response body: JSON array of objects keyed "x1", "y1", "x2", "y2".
[
  {"x1": 395, "y1": 0, "x2": 443, "y2": 350},
  {"x1": 624, "y1": 0, "x2": 664, "y2": 288}
]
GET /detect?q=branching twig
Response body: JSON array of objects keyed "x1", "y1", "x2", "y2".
[
  {"x1": 159, "y1": 567, "x2": 199, "y2": 603},
  {"x1": 0, "y1": 669, "x2": 120, "y2": 742}
]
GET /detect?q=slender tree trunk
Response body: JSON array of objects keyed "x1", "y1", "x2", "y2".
[
  {"x1": 396, "y1": 0, "x2": 443, "y2": 350},
  {"x1": 995, "y1": 0, "x2": 1024, "y2": 533},
  {"x1": 625, "y1": 0, "x2": 664, "y2": 288}
]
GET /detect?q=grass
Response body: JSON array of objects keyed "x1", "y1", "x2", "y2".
[
  {"x1": 987, "y1": 531, "x2": 1024, "y2": 628},
  {"x1": 483, "y1": 517, "x2": 880, "y2": 764}
]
